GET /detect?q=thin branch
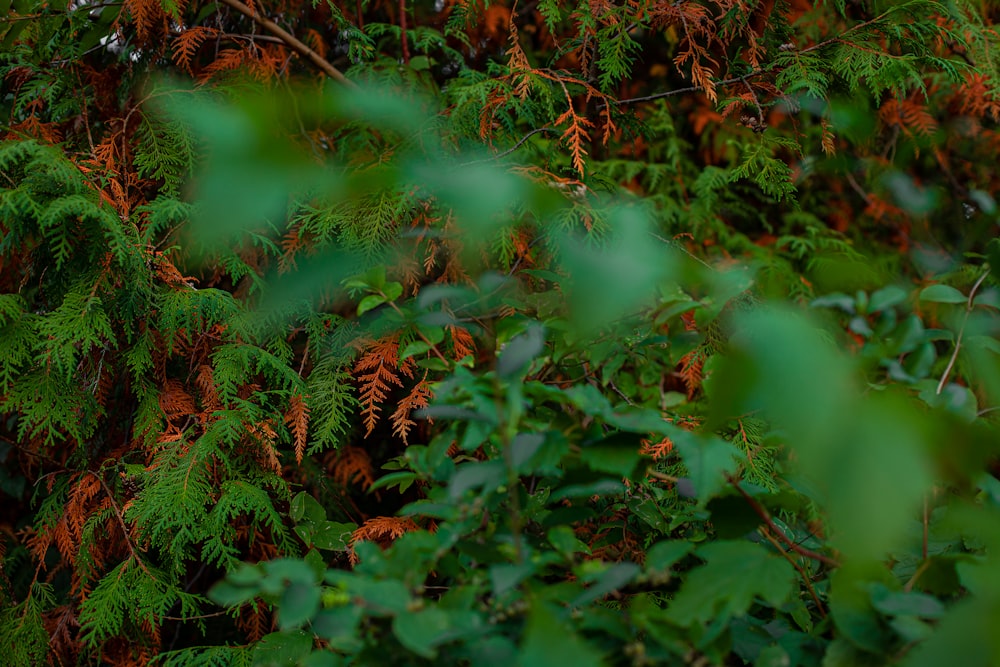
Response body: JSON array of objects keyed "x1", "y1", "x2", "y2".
[
  {"x1": 611, "y1": 71, "x2": 765, "y2": 108},
  {"x1": 216, "y1": 0, "x2": 356, "y2": 88},
  {"x1": 936, "y1": 269, "x2": 990, "y2": 395},
  {"x1": 760, "y1": 527, "x2": 827, "y2": 618},
  {"x1": 459, "y1": 127, "x2": 558, "y2": 166},
  {"x1": 87, "y1": 471, "x2": 154, "y2": 577},
  {"x1": 727, "y1": 475, "x2": 840, "y2": 569}
]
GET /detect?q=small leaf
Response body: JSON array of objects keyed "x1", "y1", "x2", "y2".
[
  {"x1": 497, "y1": 324, "x2": 545, "y2": 379},
  {"x1": 357, "y1": 294, "x2": 387, "y2": 315},
  {"x1": 919, "y1": 284, "x2": 966, "y2": 304}
]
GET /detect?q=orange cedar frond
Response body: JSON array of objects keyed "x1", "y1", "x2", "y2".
[
  {"x1": 330, "y1": 445, "x2": 375, "y2": 489},
  {"x1": 195, "y1": 364, "x2": 221, "y2": 412},
  {"x1": 248, "y1": 421, "x2": 281, "y2": 473},
  {"x1": 678, "y1": 349, "x2": 705, "y2": 399},
  {"x1": 159, "y1": 379, "x2": 197, "y2": 418},
  {"x1": 354, "y1": 335, "x2": 413, "y2": 436},
  {"x1": 507, "y1": 11, "x2": 532, "y2": 99},
  {"x1": 391, "y1": 378, "x2": 432, "y2": 445},
  {"x1": 554, "y1": 107, "x2": 594, "y2": 177},
  {"x1": 235, "y1": 604, "x2": 269, "y2": 643},
  {"x1": 285, "y1": 393, "x2": 310, "y2": 464},
  {"x1": 640, "y1": 435, "x2": 674, "y2": 459},
  {"x1": 350, "y1": 516, "x2": 419, "y2": 549},
  {"x1": 198, "y1": 48, "x2": 253, "y2": 84},
  {"x1": 821, "y1": 118, "x2": 836, "y2": 156},
  {"x1": 956, "y1": 73, "x2": 1000, "y2": 121},
  {"x1": 122, "y1": 0, "x2": 167, "y2": 44},
  {"x1": 448, "y1": 325, "x2": 475, "y2": 362},
  {"x1": 880, "y1": 97, "x2": 937, "y2": 137},
  {"x1": 172, "y1": 26, "x2": 219, "y2": 73}
]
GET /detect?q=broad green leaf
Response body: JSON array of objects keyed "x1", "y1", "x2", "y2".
[
  {"x1": 548, "y1": 525, "x2": 591, "y2": 558},
  {"x1": 278, "y1": 581, "x2": 321, "y2": 629},
  {"x1": 393, "y1": 607, "x2": 452, "y2": 658},
  {"x1": 497, "y1": 324, "x2": 545, "y2": 379},
  {"x1": 357, "y1": 294, "x2": 387, "y2": 315},
  {"x1": 251, "y1": 630, "x2": 314, "y2": 667},
  {"x1": 519, "y1": 603, "x2": 605, "y2": 667},
  {"x1": 672, "y1": 434, "x2": 740, "y2": 506},
  {"x1": 645, "y1": 541, "x2": 694, "y2": 572},
  {"x1": 311, "y1": 522, "x2": 355, "y2": 551},
  {"x1": 490, "y1": 563, "x2": 537, "y2": 596},
  {"x1": 580, "y1": 433, "x2": 642, "y2": 478},
  {"x1": 919, "y1": 284, "x2": 966, "y2": 304},
  {"x1": 664, "y1": 541, "x2": 796, "y2": 626}
]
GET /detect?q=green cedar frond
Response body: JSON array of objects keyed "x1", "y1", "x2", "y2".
[
  {"x1": 134, "y1": 112, "x2": 197, "y2": 198},
  {"x1": 0, "y1": 582, "x2": 53, "y2": 667},
  {"x1": 78, "y1": 558, "x2": 205, "y2": 648}
]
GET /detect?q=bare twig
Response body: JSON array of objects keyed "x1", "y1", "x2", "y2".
[
  {"x1": 216, "y1": 0, "x2": 356, "y2": 88},
  {"x1": 936, "y1": 269, "x2": 990, "y2": 395}
]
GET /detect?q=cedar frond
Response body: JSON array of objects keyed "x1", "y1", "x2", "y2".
[
  {"x1": 329, "y1": 445, "x2": 374, "y2": 489},
  {"x1": 194, "y1": 364, "x2": 221, "y2": 412},
  {"x1": 198, "y1": 48, "x2": 253, "y2": 84},
  {"x1": 640, "y1": 435, "x2": 674, "y2": 459},
  {"x1": 353, "y1": 335, "x2": 413, "y2": 436},
  {"x1": 678, "y1": 349, "x2": 705, "y2": 399},
  {"x1": 172, "y1": 26, "x2": 219, "y2": 73},
  {"x1": 122, "y1": 0, "x2": 167, "y2": 44},
  {"x1": 554, "y1": 107, "x2": 594, "y2": 177},
  {"x1": 507, "y1": 11, "x2": 532, "y2": 99},
  {"x1": 448, "y1": 325, "x2": 475, "y2": 362},
  {"x1": 391, "y1": 378, "x2": 431, "y2": 445},
  {"x1": 159, "y1": 379, "x2": 196, "y2": 418},
  {"x1": 350, "y1": 516, "x2": 419, "y2": 550},
  {"x1": 285, "y1": 393, "x2": 310, "y2": 464}
]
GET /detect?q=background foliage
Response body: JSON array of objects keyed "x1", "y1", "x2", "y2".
[{"x1": 2, "y1": 0, "x2": 1000, "y2": 664}]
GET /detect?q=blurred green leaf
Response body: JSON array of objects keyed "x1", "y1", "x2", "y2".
[
  {"x1": 919, "y1": 285, "x2": 966, "y2": 304},
  {"x1": 520, "y1": 604, "x2": 605, "y2": 667},
  {"x1": 664, "y1": 541, "x2": 796, "y2": 626}
]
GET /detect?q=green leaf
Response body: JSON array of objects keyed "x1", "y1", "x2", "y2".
[
  {"x1": 392, "y1": 607, "x2": 452, "y2": 658},
  {"x1": 869, "y1": 584, "x2": 945, "y2": 619},
  {"x1": 645, "y1": 540, "x2": 694, "y2": 572},
  {"x1": 548, "y1": 525, "x2": 591, "y2": 558},
  {"x1": 581, "y1": 433, "x2": 642, "y2": 478},
  {"x1": 664, "y1": 541, "x2": 796, "y2": 625},
  {"x1": 520, "y1": 603, "x2": 605, "y2": 667},
  {"x1": 672, "y1": 434, "x2": 741, "y2": 506},
  {"x1": 278, "y1": 581, "x2": 321, "y2": 629},
  {"x1": 497, "y1": 324, "x2": 545, "y2": 380},
  {"x1": 400, "y1": 340, "x2": 431, "y2": 360},
  {"x1": 311, "y1": 522, "x2": 355, "y2": 551},
  {"x1": 252, "y1": 630, "x2": 314, "y2": 666},
  {"x1": 333, "y1": 577, "x2": 412, "y2": 615},
  {"x1": 357, "y1": 294, "x2": 387, "y2": 315},
  {"x1": 291, "y1": 492, "x2": 327, "y2": 525},
  {"x1": 490, "y1": 562, "x2": 536, "y2": 596},
  {"x1": 919, "y1": 284, "x2": 966, "y2": 304}
]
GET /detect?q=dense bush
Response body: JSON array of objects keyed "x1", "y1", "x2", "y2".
[{"x1": 2, "y1": 0, "x2": 1000, "y2": 664}]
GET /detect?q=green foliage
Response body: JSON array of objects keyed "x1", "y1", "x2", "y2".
[{"x1": 3, "y1": 0, "x2": 1000, "y2": 663}]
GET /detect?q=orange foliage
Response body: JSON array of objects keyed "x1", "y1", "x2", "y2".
[
  {"x1": 285, "y1": 394, "x2": 311, "y2": 464},
  {"x1": 329, "y1": 445, "x2": 375, "y2": 490}
]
